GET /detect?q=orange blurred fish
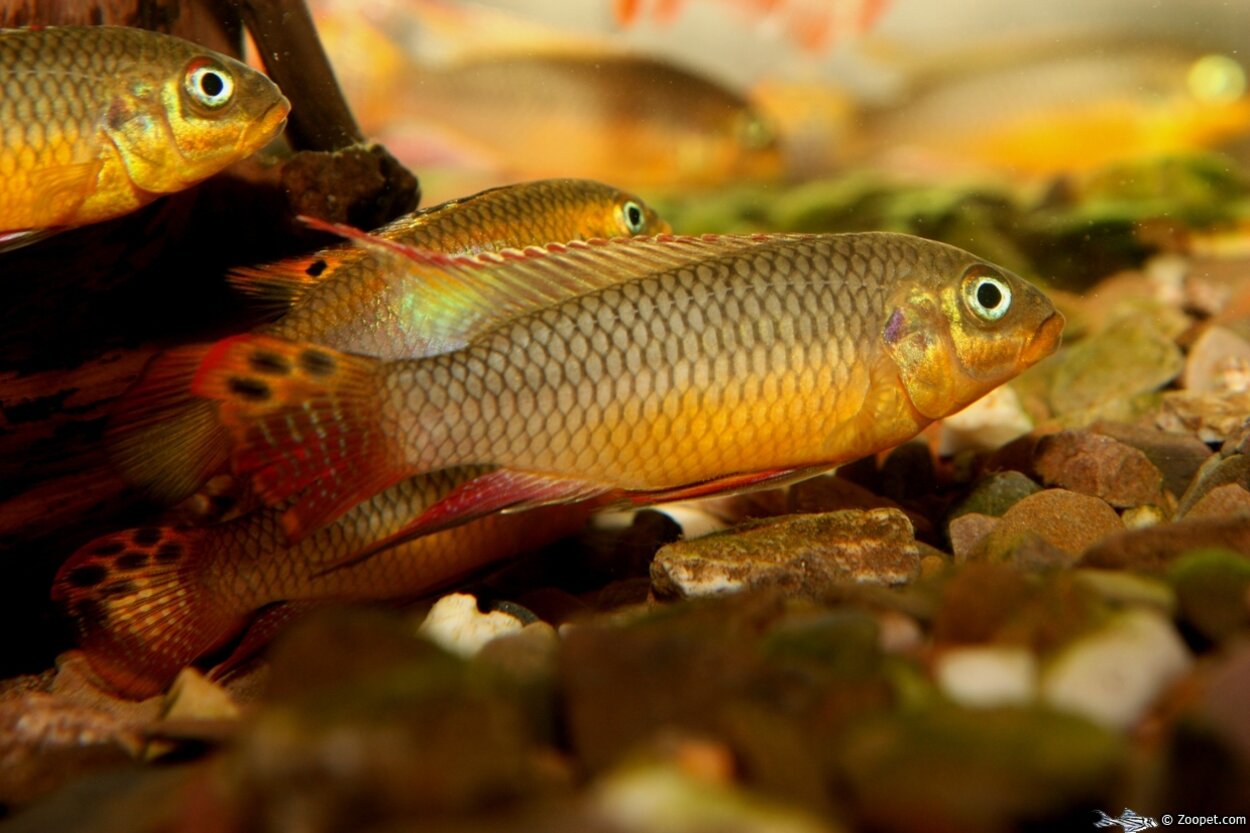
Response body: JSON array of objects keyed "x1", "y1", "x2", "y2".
[
  {"x1": 52, "y1": 467, "x2": 593, "y2": 698},
  {"x1": 613, "y1": 0, "x2": 892, "y2": 53},
  {"x1": 397, "y1": 53, "x2": 782, "y2": 190},
  {"x1": 108, "y1": 180, "x2": 669, "y2": 504},
  {"x1": 192, "y1": 231, "x2": 1063, "y2": 540},
  {"x1": 0, "y1": 26, "x2": 289, "y2": 251}
]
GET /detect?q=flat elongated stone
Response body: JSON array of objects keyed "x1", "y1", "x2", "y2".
[{"x1": 650, "y1": 509, "x2": 923, "y2": 600}]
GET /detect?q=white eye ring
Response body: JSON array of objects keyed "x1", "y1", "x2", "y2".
[
  {"x1": 621, "y1": 200, "x2": 646, "y2": 234},
  {"x1": 184, "y1": 62, "x2": 235, "y2": 111},
  {"x1": 966, "y1": 274, "x2": 1012, "y2": 321}
]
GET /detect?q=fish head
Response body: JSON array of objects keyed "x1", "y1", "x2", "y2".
[
  {"x1": 582, "y1": 184, "x2": 671, "y2": 237},
  {"x1": 882, "y1": 245, "x2": 1063, "y2": 419},
  {"x1": 106, "y1": 45, "x2": 290, "y2": 194}
]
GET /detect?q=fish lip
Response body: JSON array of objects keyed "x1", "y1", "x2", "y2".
[
  {"x1": 238, "y1": 95, "x2": 292, "y2": 153},
  {"x1": 1021, "y1": 311, "x2": 1065, "y2": 366}
]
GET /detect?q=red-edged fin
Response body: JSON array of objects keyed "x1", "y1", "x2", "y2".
[
  {"x1": 107, "y1": 344, "x2": 230, "y2": 504},
  {"x1": 317, "y1": 469, "x2": 611, "y2": 571},
  {"x1": 299, "y1": 215, "x2": 803, "y2": 352},
  {"x1": 52, "y1": 526, "x2": 247, "y2": 700},
  {"x1": 226, "y1": 248, "x2": 360, "y2": 309},
  {"x1": 207, "y1": 601, "x2": 319, "y2": 686},
  {"x1": 190, "y1": 334, "x2": 407, "y2": 538},
  {"x1": 0, "y1": 228, "x2": 59, "y2": 253},
  {"x1": 625, "y1": 465, "x2": 835, "y2": 506}
]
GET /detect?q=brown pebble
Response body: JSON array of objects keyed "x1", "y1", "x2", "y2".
[
  {"x1": 1089, "y1": 421, "x2": 1213, "y2": 500},
  {"x1": 1183, "y1": 483, "x2": 1250, "y2": 520},
  {"x1": 1081, "y1": 517, "x2": 1250, "y2": 573},
  {"x1": 948, "y1": 513, "x2": 1000, "y2": 561},
  {"x1": 1034, "y1": 431, "x2": 1166, "y2": 508},
  {"x1": 973, "y1": 489, "x2": 1124, "y2": 562},
  {"x1": 1176, "y1": 454, "x2": 1250, "y2": 518}
]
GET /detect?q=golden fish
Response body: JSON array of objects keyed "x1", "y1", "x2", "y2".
[
  {"x1": 0, "y1": 26, "x2": 289, "y2": 249},
  {"x1": 192, "y1": 232, "x2": 1063, "y2": 538},
  {"x1": 52, "y1": 467, "x2": 593, "y2": 698},
  {"x1": 108, "y1": 180, "x2": 669, "y2": 504},
  {"x1": 230, "y1": 178, "x2": 671, "y2": 345}
]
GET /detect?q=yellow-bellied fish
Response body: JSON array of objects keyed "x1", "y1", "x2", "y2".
[
  {"x1": 53, "y1": 467, "x2": 594, "y2": 698},
  {"x1": 191, "y1": 231, "x2": 1063, "y2": 539},
  {"x1": 108, "y1": 180, "x2": 669, "y2": 504},
  {"x1": 0, "y1": 26, "x2": 289, "y2": 250}
]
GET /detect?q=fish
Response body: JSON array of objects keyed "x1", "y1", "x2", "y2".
[
  {"x1": 613, "y1": 0, "x2": 892, "y2": 54},
  {"x1": 52, "y1": 467, "x2": 595, "y2": 699},
  {"x1": 0, "y1": 26, "x2": 290, "y2": 250},
  {"x1": 191, "y1": 231, "x2": 1064, "y2": 540},
  {"x1": 107, "y1": 180, "x2": 671, "y2": 504},
  {"x1": 852, "y1": 40, "x2": 1250, "y2": 178},
  {"x1": 228, "y1": 178, "x2": 672, "y2": 323},
  {"x1": 394, "y1": 53, "x2": 783, "y2": 191}
]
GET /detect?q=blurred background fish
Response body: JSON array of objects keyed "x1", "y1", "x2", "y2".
[{"x1": 0, "y1": 26, "x2": 289, "y2": 251}]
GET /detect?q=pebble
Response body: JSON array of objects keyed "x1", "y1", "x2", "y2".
[
  {"x1": 417, "y1": 593, "x2": 526, "y2": 658},
  {"x1": 1041, "y1": 609, "x2": 1191, "y2": 730},
  {"x1": 947, "y1": 513, "x2": 999, "y2": 561},
  {"x1": 1182, "y1": 483, "x2": 1250, "y2": 520},
  {"x1": 1180, "y1": 324, "x2": 1250, "y2": 392},
  {"x1": 971, "y1": 489, "x2": 1124, "y2": 564},
  {"x1": 591, "y1": 762, "x2": 842, "y2": 833},
  {"x1": 1088, "y1": 421, "x2": 1213, "y2": 500},
  {"x1": 1049, "y1": 315, "x2": 1184, "y2": 419},
  {"x1": 1081, "y1": 516, "x2": 1250, "y2": 573},
  {"x1": 949, "y1": 471, "x2": 1041, "y2": 520},
  {"x1": 650, "y1": 509, "x2": 924, "y2": 600},
  {"x1": 934, "y1": 646, "x2": 1037, "y2": 708},
  {"x1": 1033, "y1": 430, "x2": 1166, "y2": 508},
  {"x1": 1166, "y1": 549, "x2": 1250, "y2": 643},
  {"x1": 938, "y1": 386, "x2": 1035, "y2": 456},
  {"x1": 1157, "y1": 389, "x2": 1250, "y2": 443},
  {"x1": 1176, "y1": 453, "x2": 1250, "y2": 517}
]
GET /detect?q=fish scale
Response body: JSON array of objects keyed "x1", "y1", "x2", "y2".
[{"x1": 398, "y1": 237, "x2": 884, "y2": 487}]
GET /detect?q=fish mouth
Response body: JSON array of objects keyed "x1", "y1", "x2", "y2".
[
  {"x1": 1020, "y1": 311, "x2": 1065, "y2": 366},
  {"x1": 238, "y1": 95, "x2": 292, "y2": 153}
]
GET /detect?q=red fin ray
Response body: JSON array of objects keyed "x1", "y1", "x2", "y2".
[{"x1": 107, "y1": 344, "x2": 230, "y2": 504}]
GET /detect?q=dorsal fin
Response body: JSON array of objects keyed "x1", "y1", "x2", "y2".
[{"x1": 298, "y1": 216, "x2": 808, "y2": 350}]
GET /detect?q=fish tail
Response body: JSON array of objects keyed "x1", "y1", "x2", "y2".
[
  {"x1": 190, "y1": 334, "x2": 407, "y2": 538},
  {"x1": 107, "y1": 344, "x2": 231, "y2": 504},
  {"x1": 51, "y1": 526, "x2": 247, "y2": 699}
]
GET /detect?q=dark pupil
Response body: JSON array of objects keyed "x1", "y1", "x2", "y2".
[
  {"x1": 976, "y1": 280, "x2": 1003, "y2": 309},
  {"x1": 627, "y1": 204, "x2": 642, "y2": 228},
  {"x1": 200, "y1": 71, "x2": 225, "y2": 98}
]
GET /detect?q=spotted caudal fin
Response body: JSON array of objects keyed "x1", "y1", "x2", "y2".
[
  {"x1": 51, "y1": 526, "x2": 248, "y2": 699},
  {"x1": 107, "y1": 345, "x2": 231, "y2": 504},
  {"x1": 190, "y1": 334, "x2": 410, "y2": 539}
]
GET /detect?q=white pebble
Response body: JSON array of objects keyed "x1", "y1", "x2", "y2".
[
  {"x1": 938, "y1": 386, "x2": 1033, "y2": 456},
  {"x1": 935, "y1": 646, "x2": 1038, "y2": 708},
  {"x1": 417, "y1": 593, "x2": 524, "y2": 658},
  {"x1": 1042, "y1": 609, "x2": 1191, "y2": 730}
]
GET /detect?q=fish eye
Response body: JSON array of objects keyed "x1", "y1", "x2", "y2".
[
  {"x1": 963, "y1": 271, "x2": 1012, "y2": 321},
  {"x1": 183, "y1": 59, "x2": 235, "y2": 112},
  {"x1": 620, "y1": 200, "x2": 647, "y2": 234},
  {"x1": 736, "y1": 112, "x2": 776, "y2": 151}
]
